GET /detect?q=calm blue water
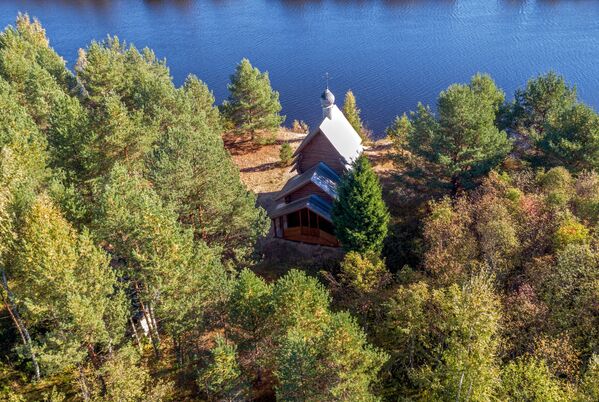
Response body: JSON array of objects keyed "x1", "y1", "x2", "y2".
[{"x1": 1, "y1": 0, "x2": 598, "y2": 135}]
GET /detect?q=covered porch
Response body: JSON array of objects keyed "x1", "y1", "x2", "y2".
[{"x1": 270, "y1": 195, "x2": 340, "y2": 247}]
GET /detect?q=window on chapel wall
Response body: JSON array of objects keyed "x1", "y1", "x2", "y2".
[
  {"x1": 319, "y1": 217, "x2": 335, "y2": 235},
  {"x1": 309, "y1": 211, "x2": 318, "y2": 228},
  {"x1": 301, "y1": 209, "x2": 309, "y2": 227},
  {"x1": 287, "y1": 211, "x2": 300, "y2": 227}
]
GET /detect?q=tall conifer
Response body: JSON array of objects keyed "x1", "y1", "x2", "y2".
[
  {"x1": 343, "y1": 90, "x2": 364, "y2": 139},
  {"x1": 405, "y1": 74, "x2": 511, "y2": 192},
  {"x1": 223, "y1": 58, "x2": 284, "y2": 138},
  {"x1": 332, "y1": 155, "x2": 389, "y2": 254}
]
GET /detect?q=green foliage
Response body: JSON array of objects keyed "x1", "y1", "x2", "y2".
[
  {"x1": 333, "y1": 155, "x2": 389, "y2": 254},
  {"x1": 501, "y1": 357, "x2": 570, "y2": 402},
  {"x1": 279, "y1": 142, "x2": 293, "y2": 166},
  {"x1": 384, "y1": 275, "x2": 500, "y2": 400},
  {"x1": 405, "y1": 74, "x2": 511, "y2": 191},
  {"x1": 228, "y1": 269, "x2": 273, "y2": 339},
  {"x1": 0, "y1": 79, "x2": 48, "y2": 212},
  {"x1": 11, "y1": 195, "x2": 126, "y2": 375},
  {"x1": 510, "y1": 71, "x2": 577, "y2": 134},
  {"x1": 271, "y1": 269, "x2": 332, "y2": 335},
  {"x1": 275, "y1": 329, "x2": 320, "y2": 401},
  {"x1": 538, "y1": 166, "x2": 573, "y2": 207},
  {"x1": 222, "y1": 58, "x2": 284, "y2": 136},
  {"x1": 317, "y1": 312, "x2": 388, "y2": 401},
  {"x1": 0, "y1": 14, "x2": 72, "y2": 91},
  {"x1": 421, "y1": 197, "x2": 477, "y2": 284},
  {"x1": 343, "y1": 90, "x2": 364, "y2": 138},
  {"x1": 553, "y1": 217, "x2": 589, "y2": 250},
  {"x1": 540, "y1": 244, "x2": 598, "y2": 358},
  {"x1": 199, "y1": 336, "x2": 248, "y2": 401},
  {"x1": 541, "y1": 103, "x2": 599, "y2": 172},
  {"x1": 339, "y1": 251, "x2": 390, "y2": 293},
  {"x1": 386, "y1": 113, "x2": 411, "y2": 150},
  {"x1": 276, "y1": 313, "x2": 387, "y2": 402},
  {"x1": 578, "y1": 355, "x2": 599, "y2": 402},
  {"x1": 95, "y1": 164, "x2": 231, "y2": 341},
  {"x1": 182, "y1": 74, "x2": 222, "y2": 131},
  {"x1": 148, "y1": 81, "x2": 269, "y2": 262},
  {"x1": 96, "y1": 345, "x2": 173, "y2": 402},
  {"x1": 475, "y1": 201, "x2": 520, "y2": 276},
  {"x1": 42, "y1": 387, "x2": 65, "y2": 402}
]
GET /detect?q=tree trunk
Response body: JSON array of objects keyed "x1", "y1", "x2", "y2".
[
  {"x1": 1, "y1": 269, "x2": 41, "y2": 381},
  {"x1": 148, "y1": 304, "x2": 160, "y2": 343},
  {"x1": 198, "y1": 207, "x2": 208, "y2": 241},
  {"x1": 78, "y1": 364, "x2": 91, "y2": 401},
  {"x1": 144, "y1": 303, "x2": 161, "y2": 358},
  {"x1": 133, "y1": 282, "x2": 161, "y2": 358},
  {"x1": 450, "y1": 174, "x2": 461, "y2": 196},
  {"x1": 456, "y1": 371, "x2": 465, "y2": 402},
  {"x1": 130, "y1": 317, "x2": 143, "y2": 353},
  {"x1": 87, "y1": 343, "x2": 107, "y2": 396}
]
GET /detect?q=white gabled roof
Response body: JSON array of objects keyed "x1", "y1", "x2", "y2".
[{"x1": 294, "y1": 104, "x2": 363, "y2": 167}]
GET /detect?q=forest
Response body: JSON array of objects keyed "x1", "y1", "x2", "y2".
[{"x1": 0, "y1": 14, "x2": 598, "y2": 402}]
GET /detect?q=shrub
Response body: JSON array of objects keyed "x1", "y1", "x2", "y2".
[
  {"x1": 198, "y1": 336, "x2": 248, "y2": 401},
  {"x1": 279, "y1": 142, "x2": 293, "y2": 166},
  {"x1": 339, "y1": 251, "x2": 391, "y2": 293},
  {"x1": 553, "y1": 216, "x2": 589, "y2": 250},
  {"x1": 255, "y1": 131, "x2": 277, "y2": 145},
  {"x1": 291, "y1": 119, "x2": 309, "y2": 133},
  {"x1": 539, "y1": 167, "x2": 573, "y2": 207},
  {"x1": 501, "y1": 357, "x2": 571, "y2": 401}
]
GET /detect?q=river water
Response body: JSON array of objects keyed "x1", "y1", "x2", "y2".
[{"x1": 1, "y1": 0, "x2": 598, "y2": 135}]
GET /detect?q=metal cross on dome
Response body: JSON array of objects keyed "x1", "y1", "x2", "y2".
[{"x1": 324, "y1": 72, "x2": 332, "y2": 89}]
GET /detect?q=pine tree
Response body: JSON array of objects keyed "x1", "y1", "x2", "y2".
[
  {"x1": 385, "y1": 113, "x2": 411, "y2": 151},
  {"x1": 279, "y1": 142, "x2": 293, "y2": 166},
  {"x1": 95, "y1": 164, "x2": 231, "y2": 359},
  {"x1": 10, "y1": 195, "x2": 126, "y2": 378},
  {"x1": 0, "y1": 79, "x2": 50, "y2": 382},
  {"x1": 228, "y1": 269, "x2": 273, "y2": 341},
  {"x1": 541, "y1": 103, "x2": 599, "y2": 171},
  {"x1": 272, "y1": 272, "x2": 387, "y2": 402},
  {"x1": 510, "y1": 71, "x2": 577, "y2": 134},
  {"x1": 271, "y1": 269, "x2": 332, "y2": 336},
  {"x1": 198, "y1": 336, "x2": 248, "y2": 401},
  {"x1": 148, "y1": 85, "x2": 269, "y2": 263},
  {"x1": 405, "y1": 74, "x2": 512, "y2": 192},
  {"x1": 222, "y1": 58, "x2": 284, "y2": 139},
  {"x1": 332, "y1": 155, "x2": 389, "y2": 254},
  {"x1": 342, "y1": 90, "x2": 364, "y2": 139}
]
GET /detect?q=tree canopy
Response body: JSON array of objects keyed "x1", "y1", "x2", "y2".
[
  {"x1": 2, "y1": 14, "x2": 599, "y2": 402},
  {"x1": 222, "y1": 58, "x2": 284, "y2": 137},
  {"x1": 402, "y1": 74, "x2": 512, "y2": 192},
  {"x1": 332, "y1": 155, "x2": 389, "y2": 254}
]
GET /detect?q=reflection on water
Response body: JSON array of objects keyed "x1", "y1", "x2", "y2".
[{"x1": 0, "y1": 0, "x2": 597, "y2": 135}]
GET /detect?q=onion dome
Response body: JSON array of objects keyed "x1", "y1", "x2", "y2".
[{"x1": 321, "y1": 88, "x2": 335, "y2": 108}]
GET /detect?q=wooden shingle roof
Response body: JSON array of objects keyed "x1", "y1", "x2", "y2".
[
  {"x1": 269, "y1": 194, "x2": 333, "y2": 221},
  {"x1": 274, "y1": 162, "x2": 340, "y2": 201}
]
